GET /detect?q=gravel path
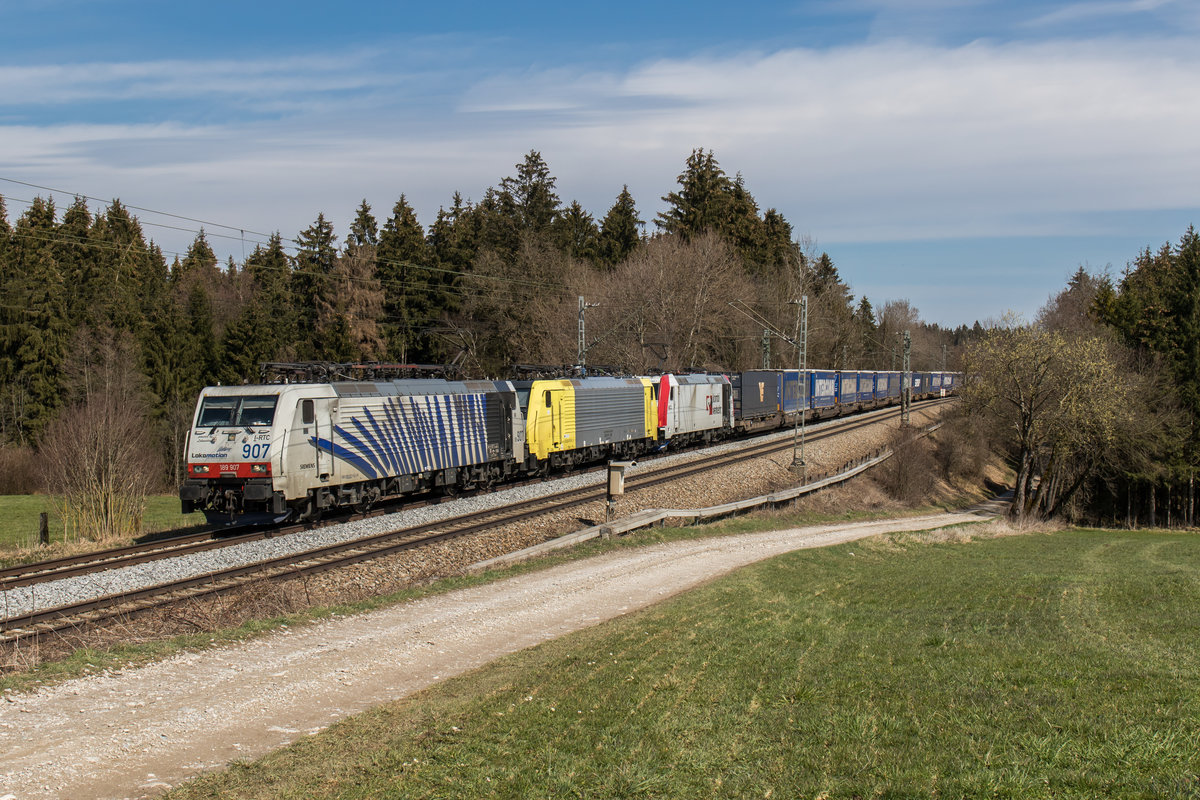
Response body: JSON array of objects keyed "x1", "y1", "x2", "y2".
[
  {"x1": 0, "y1": 404, "x2": 925, "y2": 620},
  {"x1": 0, "y1": 504, "x2": 990, "y2": 800}
]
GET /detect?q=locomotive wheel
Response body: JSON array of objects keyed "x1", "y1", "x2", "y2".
[{"x1": 304, "y1": 497, "x2": 322, "y2": 522}]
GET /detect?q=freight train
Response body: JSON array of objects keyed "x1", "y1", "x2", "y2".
[{"x1": 180, "y1": 365, "x2": 959, "y2": 524}]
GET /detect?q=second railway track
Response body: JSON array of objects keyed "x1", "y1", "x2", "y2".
[{"x1": 0, "y1": 399, "x2": 950, "y2": 644}]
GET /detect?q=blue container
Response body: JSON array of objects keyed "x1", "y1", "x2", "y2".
[
  {"x1": 810, "y1": 370, "x2": 837, "y2": 409},
  {"x1": 856, "y1": 371, "x2": 875, "y2": 402},
  {"x1": 837, "y1": 371, "x2": 858, "y2": 404},
  {"x1": 780, "y1": 370, "x2": 805, "y2": 414}
]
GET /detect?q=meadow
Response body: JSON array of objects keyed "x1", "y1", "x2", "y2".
[
  {"x1": 167, "y1": 527, "x2": 1200, "y2": 799},
  {"x1": 0, "y1": 495, "x2": 200, "y2": 552}
]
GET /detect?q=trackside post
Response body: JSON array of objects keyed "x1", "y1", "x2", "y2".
[{"x1": 605, "y1": 460, "x2": 636, "y2": 531}]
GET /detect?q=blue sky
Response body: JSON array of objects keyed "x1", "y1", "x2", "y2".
[{"x1": 2, "y1": 0, "x2": 1198, "y2": 327}]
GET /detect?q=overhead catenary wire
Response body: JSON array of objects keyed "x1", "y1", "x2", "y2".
[
  {"x1": 0, "y1": 185, "x2": 831, "y2": 313},
  {"x1": 1, "y1": 181, "x2": 958, "y2": 366},
  {"x1": 0, "y1": 190, "x2": 639, "y2": 304},
  {"x1": 0, "y1": 182, "x2": 708, "y2": 308},
  {"x1": 0, "y1": 177, "x2": 275, "y2": 241}
]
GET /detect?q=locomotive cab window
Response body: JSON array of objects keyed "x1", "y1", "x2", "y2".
[
  {"x1": 301, "y1": 399, "x2": 315, "y2": 425},
  {"x1": 197, "y1": 397, "x2": 237, "y2": 427},
  {"x1": 240, "y1": 396, "x2": 277, "y2": 426},
  {"x1": 197, "y1": 395, "x2": 279, "y2": 428},
  {"x1": 544, "y1": 391, "x2": 552, "y2": 408}
]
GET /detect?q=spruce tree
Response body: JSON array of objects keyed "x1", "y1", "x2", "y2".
[
  {"x1": 185, "y1": 283, "x2": 219, "y2": 387},
  {"x1": 89, "y1": 200, "x2": 157, "y2": 333},
  {"x1": 0, "y1": 193, "x2": 9, "y2": 250},
  {"x1": 0, "y1": 198, "x2": 71, "y2": 442},
  {"x1": 655, "y1": 150, "x2": 797, "y2": 279},
  {"x1": 725, "y1": 173, "x2": 770, "y2": 274},
  {"x1": 243, "y1": 233, "x2": 296, "y2": 360},
  {"x1": 15, "y1": 250, "x2": 69, "y2": 441},
  {"x1": 499, "y1": 150, "x2": 561, "y2": 234},
  {"x1": 378, "y1": 196, "x2": 433, "y2": 361},
  {"x1": 428, "y1": 192, "x2": 478, "y2": 277},
  {"x1": 216, "y1": 312, "x2": 264, "y2": 385},
  {"x1": 474, "y1": 186, "x2": 521, "y2": 260},
  {"x1": 0, "y1": 195, "x2": 11, "y2": 396},
  {"x1": 810, "y1": 253, "x2": 849, "y2": 300},
  {"x1": 3, "y1": 198, "x2": 57, "y2": 413},
  {"x1": 657, "y1": 149, "x2": 733, "y2": 238},
  {"x1": 855, "y1": 297, "x2": 878, "y2": 366},
  {"x1": 348, "y1": 199, "x2": 379, "y2": 247},
  {"x1": 292, "y1": 214, "x2": 342, "y2": 360},
  {"x1": 551, "y1": 201, "x2": 600, "y2": 263},
  {"x1": 339, "y1": 201, "x2": 385, "y2": 361},
  {"x1": 142, "y1": 285, "x2": 199, "y2": 485},
  {"x1": 10, "y1": 196, "x2": 56, "y2": 269},
  {"x1": 597, "y1": 186, "x2": 643, "y2": 269},
  {"x1": 762, "y1": 209, "x2": 797, "y2": 272},
  {"x1": 54, "y1": 197, "x2": 98, "y2": 326},
  {"x1": 1161, "y1": 227, "x2": 1200, "y2": 464},
  {"x1": 177, "y1": 230, "x2": 220, "y2": 282}
]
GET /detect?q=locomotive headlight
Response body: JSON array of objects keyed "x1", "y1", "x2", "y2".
[
  {"x1": 250, "y1": 463, "x2": 269, "y2": 474},
  {"x1": 192, "y1": 464, "x2": 210, "y2": 475}
]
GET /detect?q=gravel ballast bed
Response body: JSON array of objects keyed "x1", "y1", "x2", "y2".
[{"x1": 0, "y1": 404, "x2": 945, "y2": 620}]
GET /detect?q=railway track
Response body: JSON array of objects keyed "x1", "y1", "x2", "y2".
[{"x1": 0, "y1": 399, "x2": 950, "y2": 644}]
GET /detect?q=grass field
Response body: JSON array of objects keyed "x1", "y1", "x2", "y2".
[
  {"x1": 0, "y1": 494, "x2": 200, "y2": 551},
  {"x1": 165, "y1": 528, "x2": 1200, "y2": 799}
]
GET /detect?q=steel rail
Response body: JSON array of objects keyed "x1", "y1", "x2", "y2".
[
  {"x1": 0, "y1": 398, "x2": 952, "y2": 643},
  {"x1": 1, "y1": 398, "x2": 939, "y2": 588}
]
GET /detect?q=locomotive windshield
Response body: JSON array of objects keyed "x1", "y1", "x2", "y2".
[{"x1": 197, "y1": 395, "x2": 278, "y2": 428}]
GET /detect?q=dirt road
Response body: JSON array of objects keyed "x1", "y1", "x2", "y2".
[{"x1": 0, "y1": 509, "x2": 990, "y2": 799}]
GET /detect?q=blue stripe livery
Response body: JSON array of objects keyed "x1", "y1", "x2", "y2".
[{"x1": 310, "y1": 394, "x2": 490, "y2": 480}]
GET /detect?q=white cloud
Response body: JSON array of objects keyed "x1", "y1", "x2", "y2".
[
  {"x1": 0, "y1": 49, "x2": 419, "y2": 108},
  {"x1": 459, "y1": 39, "x2": 1200, "y2": 239},
  {"x1": 1027, "y1": 0, "x2": 1178, "y2": 26},
  {"x1": 2, "y1": 36, "x2": 1198, "y2": 261}
]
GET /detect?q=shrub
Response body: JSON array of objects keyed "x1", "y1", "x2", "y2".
[
  {"x1": 874, "y1": 427, "x2": 938, "y2": 505},
  {"x1": 36, "y1": 330, "x2": 162, "y2": 542},
  {"x1": 934, "y1": 414, "x2": 990, "y2": 486},
  {"x1": 0, "y1": 445, "x2": 43, "y2": 494}
]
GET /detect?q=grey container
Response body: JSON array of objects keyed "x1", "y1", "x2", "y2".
[{"x1": 733, "y1": 370, "x2": 782, "y2": 421}]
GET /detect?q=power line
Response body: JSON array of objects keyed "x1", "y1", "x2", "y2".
[
  {"x1": 1, "y1": 193, "x2": 624, "y2": 303},
  {"x1": 0, "y1": 177, "x2": 274, "y2": 240}
]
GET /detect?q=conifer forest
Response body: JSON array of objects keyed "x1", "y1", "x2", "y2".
[
  {"x1": 0, "y1": 150, "x2": 969, "y2": 489},
  {"x1": 2, "y1": 148, "x2": 1197, "y2": 528}
]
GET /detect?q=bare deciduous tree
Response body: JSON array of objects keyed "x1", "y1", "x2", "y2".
[
  {"x1": 580, "y1": 233, "x2": 757, "y2": 373},
  {"x1": 38, "y1": 329, "x2": 162, "y2": 541}
]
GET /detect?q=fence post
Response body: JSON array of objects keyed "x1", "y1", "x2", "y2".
[{"x1": 38, "y1": 512, "x2": 49, "y2": 546}]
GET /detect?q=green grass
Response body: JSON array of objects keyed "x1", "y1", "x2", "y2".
[
  {"x1": 0, "y1": 494, "x2": 201, "y2": 551},
  {"x1": 166, "y1": 529, "x2": 1200, "y2": 799}
]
